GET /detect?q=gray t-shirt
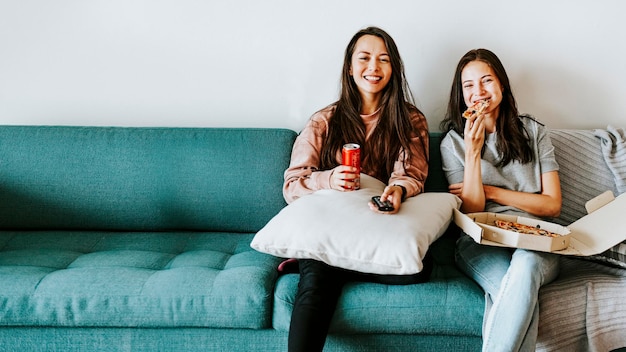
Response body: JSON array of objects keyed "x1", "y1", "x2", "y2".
[{"x1": 440, "y1": 115, "x2": 559, "y2": 218}]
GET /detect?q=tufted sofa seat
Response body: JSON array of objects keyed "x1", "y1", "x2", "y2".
[{"x1": 0, "y1": 231, "x2": 279, "y2": 328}]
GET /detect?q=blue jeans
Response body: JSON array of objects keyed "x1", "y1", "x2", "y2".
[{"x1": 455, "y1": 235, "x2": 560, "y2": 352}]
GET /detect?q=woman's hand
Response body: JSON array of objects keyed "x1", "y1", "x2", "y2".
[
  {"x1": 448, "y1": 183, "x2": 463, "y2": 197},
  {"x1": 464, "y1": 114, "x2": 486, "y2": 155},
  {"x1": 459, "y1": 113, "x2": 487, "y2": 213},
  {"x1": 368, "y1": 185, "x2": 403, "y2": 214},
  {"x1": 330, "y1": 165, "x2": 359, "y2": 191}
]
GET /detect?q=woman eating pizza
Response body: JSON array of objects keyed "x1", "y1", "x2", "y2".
[{"x1": 439, "y1": 48, "x2": 562, "y2": 352}]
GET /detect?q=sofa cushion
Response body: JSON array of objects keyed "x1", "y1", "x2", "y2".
[
  {"x1": 538, "y1": 257, "x2": 626, "y2": 350},
  {"x1": 272, "y1": 231, "x2": 484, "y2": 336},
  {"x1": 0, "y1": 126, "x2": 297, "y2": 232},
  {"x1": 0, "y1": 231, "x2": 281, "y2": 329},
  {"x1": 549, "y1": 129, "x2": 619, "y2": 226},
  {"x1": 251, "y1": 175, "x2": 460, "y2": 275}
]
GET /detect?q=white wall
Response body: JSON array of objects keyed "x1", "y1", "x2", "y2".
[{"x1": 1, "y1": 0, "x2": 624, "y2": 131}]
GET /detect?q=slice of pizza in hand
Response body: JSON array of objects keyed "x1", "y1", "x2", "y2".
[{"x1": 463, "y1": 99, "x2": 490, "y2": 120}]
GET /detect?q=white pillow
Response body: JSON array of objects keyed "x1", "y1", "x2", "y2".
[{"x1": 251, "y1": 174, "x2": 460, "y2": 275}]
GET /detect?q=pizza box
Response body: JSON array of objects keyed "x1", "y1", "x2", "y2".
[{"x1": 453, "y1": 191, "x2": 626, "y2": 255}]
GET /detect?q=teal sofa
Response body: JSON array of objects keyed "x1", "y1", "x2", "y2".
[{"x1": 0, "y1": 125, "x2": 484, "y2": 351}]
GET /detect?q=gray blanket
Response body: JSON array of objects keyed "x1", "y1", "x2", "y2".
[
  {"x1": 588, "y1": 126, "x2": 626, "y2": 269},
  {"x1": 594, "y1": 125, "x2": 626, "y2": 194},
  {"x1": 538, "y1": 258, "x2": 626, "y2": 352},
  {"x1": 536, "y1": 127, "x2": 626, "y2": 351}
]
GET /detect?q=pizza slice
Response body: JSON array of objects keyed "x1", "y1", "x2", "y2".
[
  {"x1": 463, "y1": 99, "x2": 490, "y2": 120},
  {"x1": 494, "y1": 220, "x2": 560, "y2": 238}
]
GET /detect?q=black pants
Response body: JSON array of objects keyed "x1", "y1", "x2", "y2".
[{"x1": 287, "y1": 252, "x2": 433, "y2": 352}]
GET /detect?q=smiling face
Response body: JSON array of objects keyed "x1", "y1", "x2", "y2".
[
  {"x1": 349, "y1": 35, "x2": 392, "y2": 103},
  {"x1": 461, "y1": 60, "x2": 503, "y2": 118}
]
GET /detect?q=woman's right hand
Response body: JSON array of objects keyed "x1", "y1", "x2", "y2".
[
  {"x1": 460, "y1": 113, "x2": 488, "y2": 213},
  {"x1": 464, "y1": 113, "x2": 486, "y2": 154},
  {"x1": 330, "y1": 165, "x2": 359, "y2": 191}
]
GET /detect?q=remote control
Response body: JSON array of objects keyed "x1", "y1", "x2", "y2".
[{"x1": 371, "y1": 196, "x2": 394, "y2": 212}]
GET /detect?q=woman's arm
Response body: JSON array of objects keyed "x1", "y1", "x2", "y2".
[
  {"x1": 283, "y1": 108, "x2": 360, "y2": 203},
  {"x1": 283, "y1": 112, "x2": 332, "y2": 204},
  {"x1": 483, "y1": 170, "x2": 561, "y2": 217},
  {"x1": 457, "y1": 115, "x2": 487, "y2": 213},
  {"x1": 388, "y1": 110, "x2": 429, "y2": 199}
]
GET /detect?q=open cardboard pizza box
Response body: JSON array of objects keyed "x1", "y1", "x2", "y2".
[{"x1": 453, "y1": 191, "x2": 626, "y2": 255}]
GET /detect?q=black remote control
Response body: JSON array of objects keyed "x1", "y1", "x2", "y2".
[{"x1": 371, "y1": 196, "x2": 394, "y2": 212}]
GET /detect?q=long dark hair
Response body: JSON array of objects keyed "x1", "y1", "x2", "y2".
[
  {"x1": 319, "y1": 26, "x2": 421, "y2": 181},
  {"x1": 439, "y1": 48, "x2": 533, "y2": 167}
]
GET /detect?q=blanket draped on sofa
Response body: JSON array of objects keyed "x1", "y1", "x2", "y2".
[
  {"x1": 537, "y1": 128, "x2": 626, "y2": 352},
  {"x1": 594, "y1": 125, "x2": 626, "y2": 194}
]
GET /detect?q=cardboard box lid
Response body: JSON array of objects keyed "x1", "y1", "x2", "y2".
[
  {"x1": 453, "y1": 191, "x2": 626, "y2": 256},
  {"x1": 557, "y1": 191, "x2": 626, "y2": 256}
]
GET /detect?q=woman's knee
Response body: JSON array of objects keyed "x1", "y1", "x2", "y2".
[
  {"x1": 510, "y1": 250, "x2": 560, "y2": 283},
  {"x1": 296, "y1": 260, "x2": 344, "y2": 303}
]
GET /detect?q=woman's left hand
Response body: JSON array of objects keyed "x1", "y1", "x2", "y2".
[
  {"x1": 368, "y1": 185, "x2": 403, "y2": 214},
  {"x1": 448, "y1": 182, "x2": 463, "y2": 197}
]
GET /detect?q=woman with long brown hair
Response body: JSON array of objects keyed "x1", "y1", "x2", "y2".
[
  {"x1": 283, "y1": 26, "x2": 430, "y2": 351},
  {"x1": 440, "y1": 48, "x2": 562, "y2": 351}
]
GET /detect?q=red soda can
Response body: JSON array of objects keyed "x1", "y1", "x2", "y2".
[{"x1": 342, "y1": 143, "x2": 361, "y2": 189}]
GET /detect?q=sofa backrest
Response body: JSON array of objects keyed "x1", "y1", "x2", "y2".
[
  {"x1": 0, "y1": 125, "x2": 466, "y2": 232},
  {"x1": 0, "y1": 126, "x2": 297, "y2": 232},
  {"x1": 549, "y1": 129, "x2": 619, "y2": 225},
  {"x1": 424, "y1": 132, "x2": 449, "y2": 192}
]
